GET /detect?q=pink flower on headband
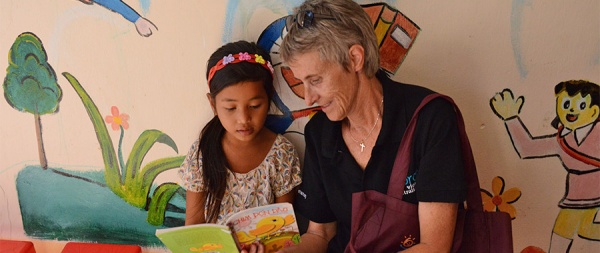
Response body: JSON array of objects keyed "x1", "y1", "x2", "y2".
[
  {"x1": 223, "y1": 54, "x2": 235, "y2": 65},
  {"x1": 239, "y1": 52, "x2": 251, "y2": 61},
  {"x1": 254, "y1": 54, "x2": 265, "y2": 64}
]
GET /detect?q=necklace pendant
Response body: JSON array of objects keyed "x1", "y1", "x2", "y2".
[{"x1": 359, "y1": 142, "x2": 365, "y2": 152}]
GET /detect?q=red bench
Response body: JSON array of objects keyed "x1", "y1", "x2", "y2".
[
  {"x1": 61, "y1": 242, "x2": 141, "y2": 253},
  {"x1": 0, "y1": 239, "x2": 36, "y2": 253}
]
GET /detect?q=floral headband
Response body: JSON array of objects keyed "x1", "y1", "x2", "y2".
[{"x1": 207, "y1": 52, "x2": 275, "y2": 88}]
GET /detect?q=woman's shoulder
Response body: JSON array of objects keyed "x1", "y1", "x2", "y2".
[
  {"x1": 381, "y1": 77, "x2": 457, "y2": 116},
  {"x1": 383, "y1": 80, "x2": 435, "y2": 105}
]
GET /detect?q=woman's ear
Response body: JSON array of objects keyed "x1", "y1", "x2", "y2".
[
  {"x1": 348, "y1": 44, "x2": 365, "y2": 73},
  {"x1": 207, "y1": 93, "x2": 217, "y2": 115}
]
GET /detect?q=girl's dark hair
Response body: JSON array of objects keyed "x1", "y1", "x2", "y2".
[{"x1": 198, "y1": 40, "x2": 274, "y2": 223}]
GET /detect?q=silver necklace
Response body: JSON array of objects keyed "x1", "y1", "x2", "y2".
[{"x1": 348, "y1": 99, "x2": 383, "y2": 152}]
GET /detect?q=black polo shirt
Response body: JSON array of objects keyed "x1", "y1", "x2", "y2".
[{"x1": 295, "y1": 72, "x2": 467, "y2": 253}]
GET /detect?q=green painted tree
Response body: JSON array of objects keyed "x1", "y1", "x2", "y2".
[{"x1": 3, "y1": 32, "x2": 62, "y2": 169}]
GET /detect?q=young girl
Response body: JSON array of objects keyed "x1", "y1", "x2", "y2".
[{"x1": 179, "y1": 40, "x2": 302, "y2": 226}]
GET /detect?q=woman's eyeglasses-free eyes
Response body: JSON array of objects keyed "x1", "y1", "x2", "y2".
[{"x1": 285, "y1": 10, "x2": 336, "y2": 30}]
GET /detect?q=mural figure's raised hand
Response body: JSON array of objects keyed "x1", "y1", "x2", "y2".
[
  {"x1": 135, "y1": 17, "x2": 158, "y2": 37},
  {"x1": 490, "y1": 89, "x2": 524, "y2": 121}
]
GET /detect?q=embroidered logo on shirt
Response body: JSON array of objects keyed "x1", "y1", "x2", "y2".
[
  {"x1": 399, "y1": 234, "x2": 417, "y2": 250},
  {"x1": 298, "y1": 189, "x2": 307, "y2": 199},
  {"x1": 404, "y1": 172, "x2": 417, "y2": 195}
]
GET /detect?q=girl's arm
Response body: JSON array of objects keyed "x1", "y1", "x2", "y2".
[{"x1": 185, "y1": 190, "x2": 207, "y2": 225}]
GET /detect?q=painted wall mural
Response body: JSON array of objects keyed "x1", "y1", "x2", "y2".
[
  {"x1": 490, "y1": 81, "x2": 600, "y2": 252},
  {"x1": 0, "y1": 1, "x2": 598, "y2": 252},
  {"x1": 4, "y1": 32, "x2": 185, "y2": 245},
  {"x1": 1, "y1": 1, "x2": 423, "y2": 249},
  {"x1": 481, "y1": 176, "x2": 522, "y2": 220},
  {"x1": 78, "y1": 0, "x2": 158, "y2": 37},
  {"x1": 4, "y1": 32, "x2": 62, "y2": 170}
]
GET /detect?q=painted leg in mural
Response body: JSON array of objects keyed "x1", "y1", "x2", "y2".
[
  {"x1": 577, "y1": 207, "x2": 600, "y2": 240},
  {"x1": 547, "y1": 208, "x2": 600, "y2": 253},
  {"x1": 549, "y1": 209, "x2": 577, "y2": 253},
  {"x1": 549, "y1": 233, "x2": 573, "y2": 253}
]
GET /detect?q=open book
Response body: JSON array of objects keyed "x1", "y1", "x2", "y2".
[{"x1": 156, "y1": 202, "x2": 301, "y2": 253}]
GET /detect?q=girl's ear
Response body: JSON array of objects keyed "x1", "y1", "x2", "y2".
[
  {"x1": 348, "y1": 44, "x2": 365, "y2": 73},
  {"x1": 207, "y1": 93, "x2": 217, "y2": 115}
]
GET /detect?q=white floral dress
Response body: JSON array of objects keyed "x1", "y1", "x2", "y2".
[{"x1": 178, "y1": 134, "x2": 302, "y2": 225}]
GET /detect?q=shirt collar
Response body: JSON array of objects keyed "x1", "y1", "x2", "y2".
[{"x1": 560, "y1": 123, "x2": 595, "y2": 145}]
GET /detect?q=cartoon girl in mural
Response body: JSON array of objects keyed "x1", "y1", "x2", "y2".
[
  {"x1": 78, "y1": 0, "x2": 157, "y2": 37},
  {"x1": 490, "y1": 80, "x2": 600, "y2": 252}
]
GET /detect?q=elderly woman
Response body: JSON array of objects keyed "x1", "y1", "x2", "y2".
[{"x1": 272, "y1": 0, "x2": 467, "y2": 253}]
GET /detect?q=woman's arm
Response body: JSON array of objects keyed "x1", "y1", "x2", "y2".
[
  {"x1": 185, "y1": 190, "x2": 207, "y2": 225},
  {"x1": 403, "y1": 202, "x2": 458, "y2": 253},
  {"x1": 278, "y1": 221, "x2": 337, "y2": 253}
]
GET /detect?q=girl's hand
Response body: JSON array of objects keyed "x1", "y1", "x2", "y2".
[{"x1": 240, "y1": 242, "x2": 264, "y2": 253}]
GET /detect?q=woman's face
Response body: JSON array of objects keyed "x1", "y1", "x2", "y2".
[
  {"x1": 209, "y1": 80, "x2": 270, "y2": 143},
  {"x1": 287, "y1": 51, "x2": 358, "y2": 121}
]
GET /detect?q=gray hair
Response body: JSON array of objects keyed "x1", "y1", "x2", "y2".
[{"x1": 280, "y1": 0, "x2": 380, "y2": 77}]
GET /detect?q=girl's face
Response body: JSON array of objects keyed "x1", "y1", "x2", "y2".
[{"x1": 209, "y1": 80, "x2": 270, "y2": 143}]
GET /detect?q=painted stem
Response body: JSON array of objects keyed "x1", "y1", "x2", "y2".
[
  {"x1": 35, "y1": 113, "x2": 48, "y2": 169},
  {"x1": 118, "y1": 125, "x2": 126, "y2": 183}
]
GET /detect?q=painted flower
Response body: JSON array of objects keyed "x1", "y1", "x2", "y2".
[
  {"x1": 238, "y1": 52, "x2": 251, "y2": 61},
  {"x1": 222, "y1": 54, "x2": 235, "y2": 65},
  {"x1": 254, "y1": 54, "x2": 265, "y2": 64},
  {"x1": 520, "y1": 246, "x2": 546, "y2": 253},
  {"x1": 481, "y1": 176, "x2": 521, "y2": 219},
  {"x1": 105, "y1": 106, "x2": 129, "y2": 131},
  {"x1": 266, "y1": 61, "x2": 274, "y2": 73}
]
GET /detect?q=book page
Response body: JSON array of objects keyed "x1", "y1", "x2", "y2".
[
  {"x1": 156, "y1": 224, "x2": 239, "y2": 253},
  {"x1": 226, "y1": 202, "x2": 301, "y2": 252}
]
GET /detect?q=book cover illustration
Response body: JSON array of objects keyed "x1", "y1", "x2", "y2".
[
  {"x1": 228, "y1": 202, "x2": 301, "y2": 252},
  {"x1": 156, "y1": 224, "x2": 239, "y2": 253}
]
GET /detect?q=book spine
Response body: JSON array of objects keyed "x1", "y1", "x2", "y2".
[{"x1": 227, "y1": 222, "x2": 242, "y2": 252}]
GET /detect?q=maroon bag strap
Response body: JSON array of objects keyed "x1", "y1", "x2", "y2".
[{"x1": 387, "y1": 93, "x2": 484, "y2": 211}]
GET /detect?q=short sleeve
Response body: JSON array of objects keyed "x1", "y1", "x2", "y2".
[
  {"x1": 178, "y1": 139, "x2": 205, "y2": 192},
  {"x1": 413, "y1": 98, "x2": 466, "y2": 203},
  {"x1": 294, "y1": 114, "x2": 337, "y2": 223},
  {"x1": 270, "y1": 135, "x2": 302, "y2": 197}
]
